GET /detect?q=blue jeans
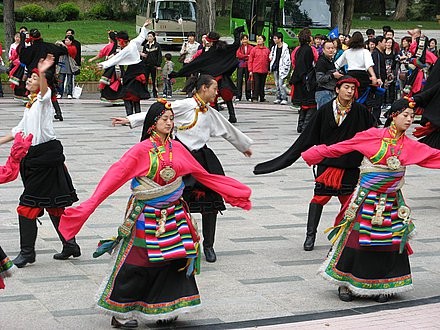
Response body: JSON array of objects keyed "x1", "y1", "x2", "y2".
[
  {"x1": 273, "y1": 71, "x2": 287, "y2": 101},
  {"x1": 315, "y1": 90, "x2": 335, "y2": 109},
  {"x1": 58, "y1": 73, "x2": 73, "y2": 96},
  {"x1": 162, "y1": 78, "x2": 172, "y2": 97}
]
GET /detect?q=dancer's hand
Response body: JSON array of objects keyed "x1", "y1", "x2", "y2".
[
  {"x1": 243, "y1": 149, "x2": 252, "y2": 157},
  {"x1": 38, "y1": 54, "x2": 55, "y2": 74},
  {"x1": 144, "y1": 19, "x2": 152, "y2": 27},
  {"x1": 111, "y1": 117, "x2": 130, "y2": 126}
]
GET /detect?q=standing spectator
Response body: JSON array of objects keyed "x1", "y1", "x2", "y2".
[
  {"x1": 8, "y1": 33, "x2": 21, "y2": 60},
  {"x1": 332, "y1": 38, "x2": 344, "y2": 62},
  {"x1": 397, "y1": 36, "x2": 412, "y2": 97},
  {"x1": 161, "y1": 53, "x2": 174, "y2": 98},
  {"x1": 428, "y1": 38, "x2": 438, "y2": 57},
  {"x1": 369, "y1": 35, "x2": 387, "y2": 125},
  {"x1": 270, "y1": 32, "x2": 291, "y2": 105},
  {"x1": 65, "y1": 29, "x2": 82, "y2": 68},
  {"x1": 313, "y1": 34, "x2": 323, "y2": 55},
  {"x1": 384, "y1": 37, "x2": 398, "y2": 106},
  {"x1": 141, "y1": 31, "x2": 162, "y2": 98},
  {"x1": 367, "y1": 38, "x2": 377, "y2": 54},
  {"x1": 235, "y1": 34, "x2": 253, "y2": 102},
  {"x1": 290, "y1": 28, "x2": 317, "y2": 133},
  {"x1": 248, "y1": 35, "x2": 270, "y2": 103},
  {"x1": 366, "y1": 28, "x2": 375, "y2": 40},
  {"x1": 384, "y1": 29, "x2": 400, "y2": 54},
  {"x1": 339, "y1": 34, "x2": 348, "y2": 50},
  {"x1": 179, "y1": 31, "x2": 199, "y2": 64},
  {"x1": 315, "y1": 40, "x2": 344, "y2": 109},
  {"x1": 335, "y1": 31, "x2": 379, "y2": 99},
  {"x1": 57, "y1": 35, "x2": 77, "y2": 99}
]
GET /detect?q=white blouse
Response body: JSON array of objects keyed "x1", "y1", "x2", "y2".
[
  {"x1": 128, "y1": 98, "x2": 253, "y2": 152},
  {"x1": 100, "y1": 26, "x2": 149, "y2": 69},
  {"x1": 334, "y1": 48, "x2": 374, "y2": 71},
  {"x1": 11, "y1": 89, "x2": 56, "y2": 146}
]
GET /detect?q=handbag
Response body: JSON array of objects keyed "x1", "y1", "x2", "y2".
[
  {"x1": 178, "y1": 52, "x2": 187, "y2": 63},
  {"x1": 72, "y1": 84, "x2": 83, "y2": 99},
  {"x1": 68, "y1": 56, "x2": 80, "y2": 75},
  {"x1": 178, "y1": 42, "x2": 188, "y2": 63}
]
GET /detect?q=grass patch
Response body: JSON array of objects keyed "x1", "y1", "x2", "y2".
[{"x1": 0, "y1": 20, "x2": 135, "y2": 43}]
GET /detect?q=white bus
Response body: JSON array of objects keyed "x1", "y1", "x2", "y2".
[{"x1": 136, "y1": 0, "x2": 197, "y2": 46}]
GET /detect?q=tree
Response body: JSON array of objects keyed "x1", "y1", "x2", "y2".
[
  {"x1": 392, "y1": 0, "x2": 409, "y2": 21},
  {"x1": 3, "y1": 0, "x2": 16, "y2": 52},
  {"x1": 196, "y1": 0, "x2": 216, "y2": 39},
  {"x1": 331, "y1": 0, "x2": 355, "y2": 35}
]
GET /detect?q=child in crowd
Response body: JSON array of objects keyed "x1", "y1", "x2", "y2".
[{"x1": 162, "y1": 53, "x2": 174, "y2": 98}]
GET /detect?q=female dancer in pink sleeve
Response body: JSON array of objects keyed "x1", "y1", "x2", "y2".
[
  {"x1": 59, "y1": 100, "x2": 251, "y2": 328},
  {"x1": 302, "y1": 97, "x2": 440, "y2": 303}
]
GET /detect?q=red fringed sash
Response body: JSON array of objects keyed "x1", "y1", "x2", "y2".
[{"x1": 315, "y1": 167, "x2": 345, "y2": 190}]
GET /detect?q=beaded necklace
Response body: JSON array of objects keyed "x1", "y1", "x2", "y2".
[
  {"x1": 25, "y1": 92, "x2": 38, "y2": 109},
  {"x1": 384, "y1": 122, "x2": 404, "y2": 170},
  {"x1": 335, "y1": 97, "x2": 352, "y2": 125},
  {"x1": 150, "y1": 133, "x2": 176, "y2": 182},
  {"x1": 176, "y1": 93, "x2": 208, "y2": 131}
]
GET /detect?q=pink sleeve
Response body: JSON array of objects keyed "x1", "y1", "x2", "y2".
[
  {"x1": 0, "y1": 157, "x2": 20, "y2": 184},
  {"x1": 59, "y1": 142, "x2": 151, "y2": 240},
  {"x1": 175, "y1": 144, "x2": 252, "y2": 210},
  {"x1": 426, "y1": 51, "x2": 438, "y2": 64},
  {"x1": 404, "y1": 139, "x2": 440, "y2": 168},
  {"x1": 301, "y1": 130, "x2": 376, "y2": 166},
  {"x1": 409, "y1": 41, "x2": 417, "y2": 56},
  {"x1": 98, "y1": 43, "x2": 114, "y2": 58}
]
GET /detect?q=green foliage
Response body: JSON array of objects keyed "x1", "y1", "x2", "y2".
[
  {"x1": 45, "y1": 10, "x2": 60, "y2": 22},
  {"x1": 87, "y1": 3, "x2": 114, "y2": 20},
  {"x1": 407, "y1": 1, "x2": 437, "y2": 21},
  {"x1": 56, "y1": 2, "x2": 81, "y2": 21},
  {"x1": 75, "y1": 64, "x2": 103, "y2": 82},
  {"x1": 16, "y1": 4, "x2": 46, "y2": 22}
]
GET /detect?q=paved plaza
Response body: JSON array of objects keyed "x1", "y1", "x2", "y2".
[{"x1": 1, "y1": 95, "x2": 440, "y2": 329}]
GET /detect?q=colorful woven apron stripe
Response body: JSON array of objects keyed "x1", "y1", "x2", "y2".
[
  {"x1": 133, "y1": 203, "x2": 197, "y2": 262},
  {"x1": 359, "y1": 171, "x2": 404, "y2": 193}
]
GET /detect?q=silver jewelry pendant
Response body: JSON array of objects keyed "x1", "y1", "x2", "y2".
[
  {"x1": 159, "y1": 166, "x2": 176, "y2": 182},
  {"x1": 386, "y1": 156, "x2": 401, "y2": 170}
]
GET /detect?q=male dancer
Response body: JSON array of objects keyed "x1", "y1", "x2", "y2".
[{"x1": 254, "y1": 77, "x2": 375, "y2": 251}]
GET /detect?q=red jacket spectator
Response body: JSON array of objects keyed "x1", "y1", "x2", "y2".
[
  {"x1": 248, "y1": 45, "x2": 270, "y2": 74},
  {"x1": 236, "y1": 44, "x2": 254, "y2": 68}
]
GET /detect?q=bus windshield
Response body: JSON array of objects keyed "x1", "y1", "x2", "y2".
[
  {"x1": 156, "y1": 1, "x2": 196, "y2": 21},
  {"x1": 283, "y1": 0, "x2": 330, "y2": 28}
]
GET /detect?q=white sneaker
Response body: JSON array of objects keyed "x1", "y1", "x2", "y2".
[
  {"x1": 280, "y1": 100, "x2": 288, "y2": 105},
  {"x1": 57, "y1": 94, "x2": 62, "y2": 99},
  {"x1": 67, "y1": 95, "x2": 72, "y2": 99},
  {"x1": 273, "y1": 99, "x2": 281, "y2": 104}
]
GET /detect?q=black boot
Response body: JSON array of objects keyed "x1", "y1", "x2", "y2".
[
  {"x1": 133, "y1": 101, "x2": 141, "y2": 114},
  {"x1": 124, "y1": 100, "x2": 134, "y2": 116},
  {"x1": 50, "y1": 214, "x2": 81, "y2": 260},
  {"x1": 303, "y1": 203, "x2": 324, "y2": 251},
  {"x1": 52, "y1": 100, "x2": 64, "y2": 121},
  {"x1": 226, "y1": 101, "x2": 237, "y2": 123},
  {"x1": 297, "y1": 107, "x2": 306, "y2": 133},
  {"x1": 202, "y1": 213, "x2": 217, "y2": 262},
  {"x1": 13, "y1": 216, "x2": 38, "y2": 268}
]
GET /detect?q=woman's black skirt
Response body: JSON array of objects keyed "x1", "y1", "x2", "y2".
[
  {"x1": 182, "y1": 146, "x2": 226, "y2": 214},
  {"x1": 19, "y1": 139, "x2": 78, "y2": 208}
]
